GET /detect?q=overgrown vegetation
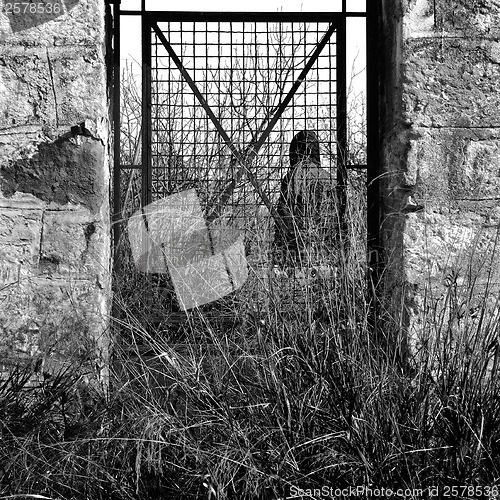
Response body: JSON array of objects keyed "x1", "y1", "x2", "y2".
[
  {"x1": 2, "y1": 223, "x2": 500, "y2": 499},
  {"x1": 3, "y1": 23, "x2": 500, "y2": 500}
]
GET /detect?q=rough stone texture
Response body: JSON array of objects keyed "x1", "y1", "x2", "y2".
[
  {"x1": 0, "y1": 0, "x2": 110, "y2": 375},
  {"x1": 407, "y1": 128, "x2": 500, "y2": 205},
  {"x1": 434, "y1": 0, "x2": 500, "y2": 36},
  {"x1": 382, "y1": 0, "x2": 500, "y2": 341},
  {"x1": 0, "y1": 47, "x2": 107, "y2": 127},
  {"x1": 1, "y1": 133, "x2": 106, "y2": 211},
  {"x1": 403, "y1": 38, "x2": 500, "y2": 128}
]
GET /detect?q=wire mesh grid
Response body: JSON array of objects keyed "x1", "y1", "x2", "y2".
[
  {"x1": 118, "y1": 17, "x2": 349, "y2": 325},
  {"x1": 152, "y1": 20, "x2": 338, "y2": 246}
]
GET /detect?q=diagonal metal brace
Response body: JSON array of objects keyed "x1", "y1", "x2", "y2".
[
  {"x1": 209, "y1": 21, "x2": 338, "y2": 223},
  {"x1": 152, "y1": 21, "x2": 337, "y2": 230},
  {"x1": 152, "y1": 24, "x2": 281, "y2": 225}
]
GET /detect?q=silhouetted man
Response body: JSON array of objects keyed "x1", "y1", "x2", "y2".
[{"x1": 274, "y1": 130, "x2": 334, "y2": 268}]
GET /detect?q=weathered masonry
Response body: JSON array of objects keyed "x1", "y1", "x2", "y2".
[
  {"x1": 0, "y1": 0, "x2": 111, "y2": 372},
  {"x1": 380, "y1": 0, "x2": 500, "y2": 336},
  {"x1": 0, "y1": 0, "x2": 499, "y2": 370}
]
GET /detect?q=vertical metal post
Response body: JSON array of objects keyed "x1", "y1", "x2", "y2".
[
  {"x1": 142, "y1": 12, "x2": 152, "y2": 207},
  {"x1": 336, "y1": 12, "x2": 348, "y2": 241},
  {"x1": 366, "y1": 0, "x2": 382, "y2": 281},
  {"x1": 113, "y1": 0, "x2": 121, "y2": 271},
  {"x1": 366, "y1": 0, "x2": 386, "y2": 351}
]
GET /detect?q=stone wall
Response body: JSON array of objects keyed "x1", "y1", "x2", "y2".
[
  {"x1": 0, "y1": 0, "x2": 111, "y2": 374},
  {"x1": 382, "y1": 0, "x2": 500, "y2": 338},
  {"x1": 2, "y1": 0, "x2": 499, "y2": 369}
]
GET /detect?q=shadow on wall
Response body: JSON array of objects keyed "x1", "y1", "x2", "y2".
[
  {"x1": 0, "y1": 123, "x2": 105, "y2": 214},
  {"x1": 4, "y1": 0, "x2": 79, "y2": 32}
]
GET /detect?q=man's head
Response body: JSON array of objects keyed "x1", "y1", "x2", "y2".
[{"x1": 289, "y1": 130, "x2": 321, "y2": 167}]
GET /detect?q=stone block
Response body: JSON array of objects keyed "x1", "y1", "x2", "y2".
[
  {"x1": 406, "y1": 210, "x2": 500, "y2": 282},
  {"x1": 406, "y1": 128, "x2": 500, "y2": 210},
  {"x1": 403, "y1": 0, "x2": 500, "y2": 37},
  {"x1": 404, "y1": 209, "x2": 500, "y2": 344},
  {"x1": 0, "y1": 0, "x2": 104, "y2": 47},
  {"x1": 0, "y1": 243, "x2": 36, "y2": 284},
  {"x1": 406, "y1": 212, "x2": 475, "y2": 279},
  {"x1": 403, "y1": 38, "x2": 500, "y2": 128},
  {"x1": 0, "y1": 208, "x2": 43, "y2": 245},
  {"x1": 48, "y1": 47, "x2": 107, "y2": 124},
  {"x1": 403, "y1": 0, "x2": 435, "y2": 38},
  {"x1": 434, "y1": 0, "x2": 500, "y2": 36},
  {"x1": 0, "y1": 278, "x2": 107, "y2": 361},
  {"x1": 0, "y1": 46, "x2": 106, "y2": 128},
  {"x1": 40, "y1": 209, "x2": 106, "y2": 278},
  {"x1": 463, "y1": 140, "x2": 500, "y2": 198},
  {"x1": 0, "y1": 132, "x2": 106, "y2": 213},
  {"x1": 0, "y1": 49, "x2": 56, "y2": 127}
]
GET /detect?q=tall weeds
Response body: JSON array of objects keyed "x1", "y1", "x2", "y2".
[{"x1": 2, "y1": 215, "x2": 500, "y2": 499}]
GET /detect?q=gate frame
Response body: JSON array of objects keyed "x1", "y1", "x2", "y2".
[{"x1": 110, "y1": 0, "x2": 382, "y2": 284}]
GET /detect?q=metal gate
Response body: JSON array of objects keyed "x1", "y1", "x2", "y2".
[{"x1": 111, "y1": 4, "x2": 376, "y2": 326}]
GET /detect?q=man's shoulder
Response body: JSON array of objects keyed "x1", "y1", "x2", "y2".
[{"x1": 297, "y1": 162, "x2": 334, "y2": 184}]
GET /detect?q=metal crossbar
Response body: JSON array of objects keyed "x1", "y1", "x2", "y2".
[
  {"x1": 151, "y1": 23, "x2": 280, "y2": 229},
  {"x1": 112, "y1": 6, "x2": 375, "y2": 320},
  {"x1": 145, "y1": 15, "x2": 343, "y2": 221},
  {"x1": 150, "y1": 20, "x2": 339, "y2": 233}
]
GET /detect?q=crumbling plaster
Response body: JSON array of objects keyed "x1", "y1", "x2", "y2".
[
  {"x1": 382, "y1": 0, "x2": 500, "y2": 336},
  {"x1": 0, "y1": 0, "x2": 111, "y2": 373}
]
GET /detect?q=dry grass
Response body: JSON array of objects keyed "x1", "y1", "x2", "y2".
[{"x1": 2, "y1": 202, "x2": 500, "y2": 499}]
